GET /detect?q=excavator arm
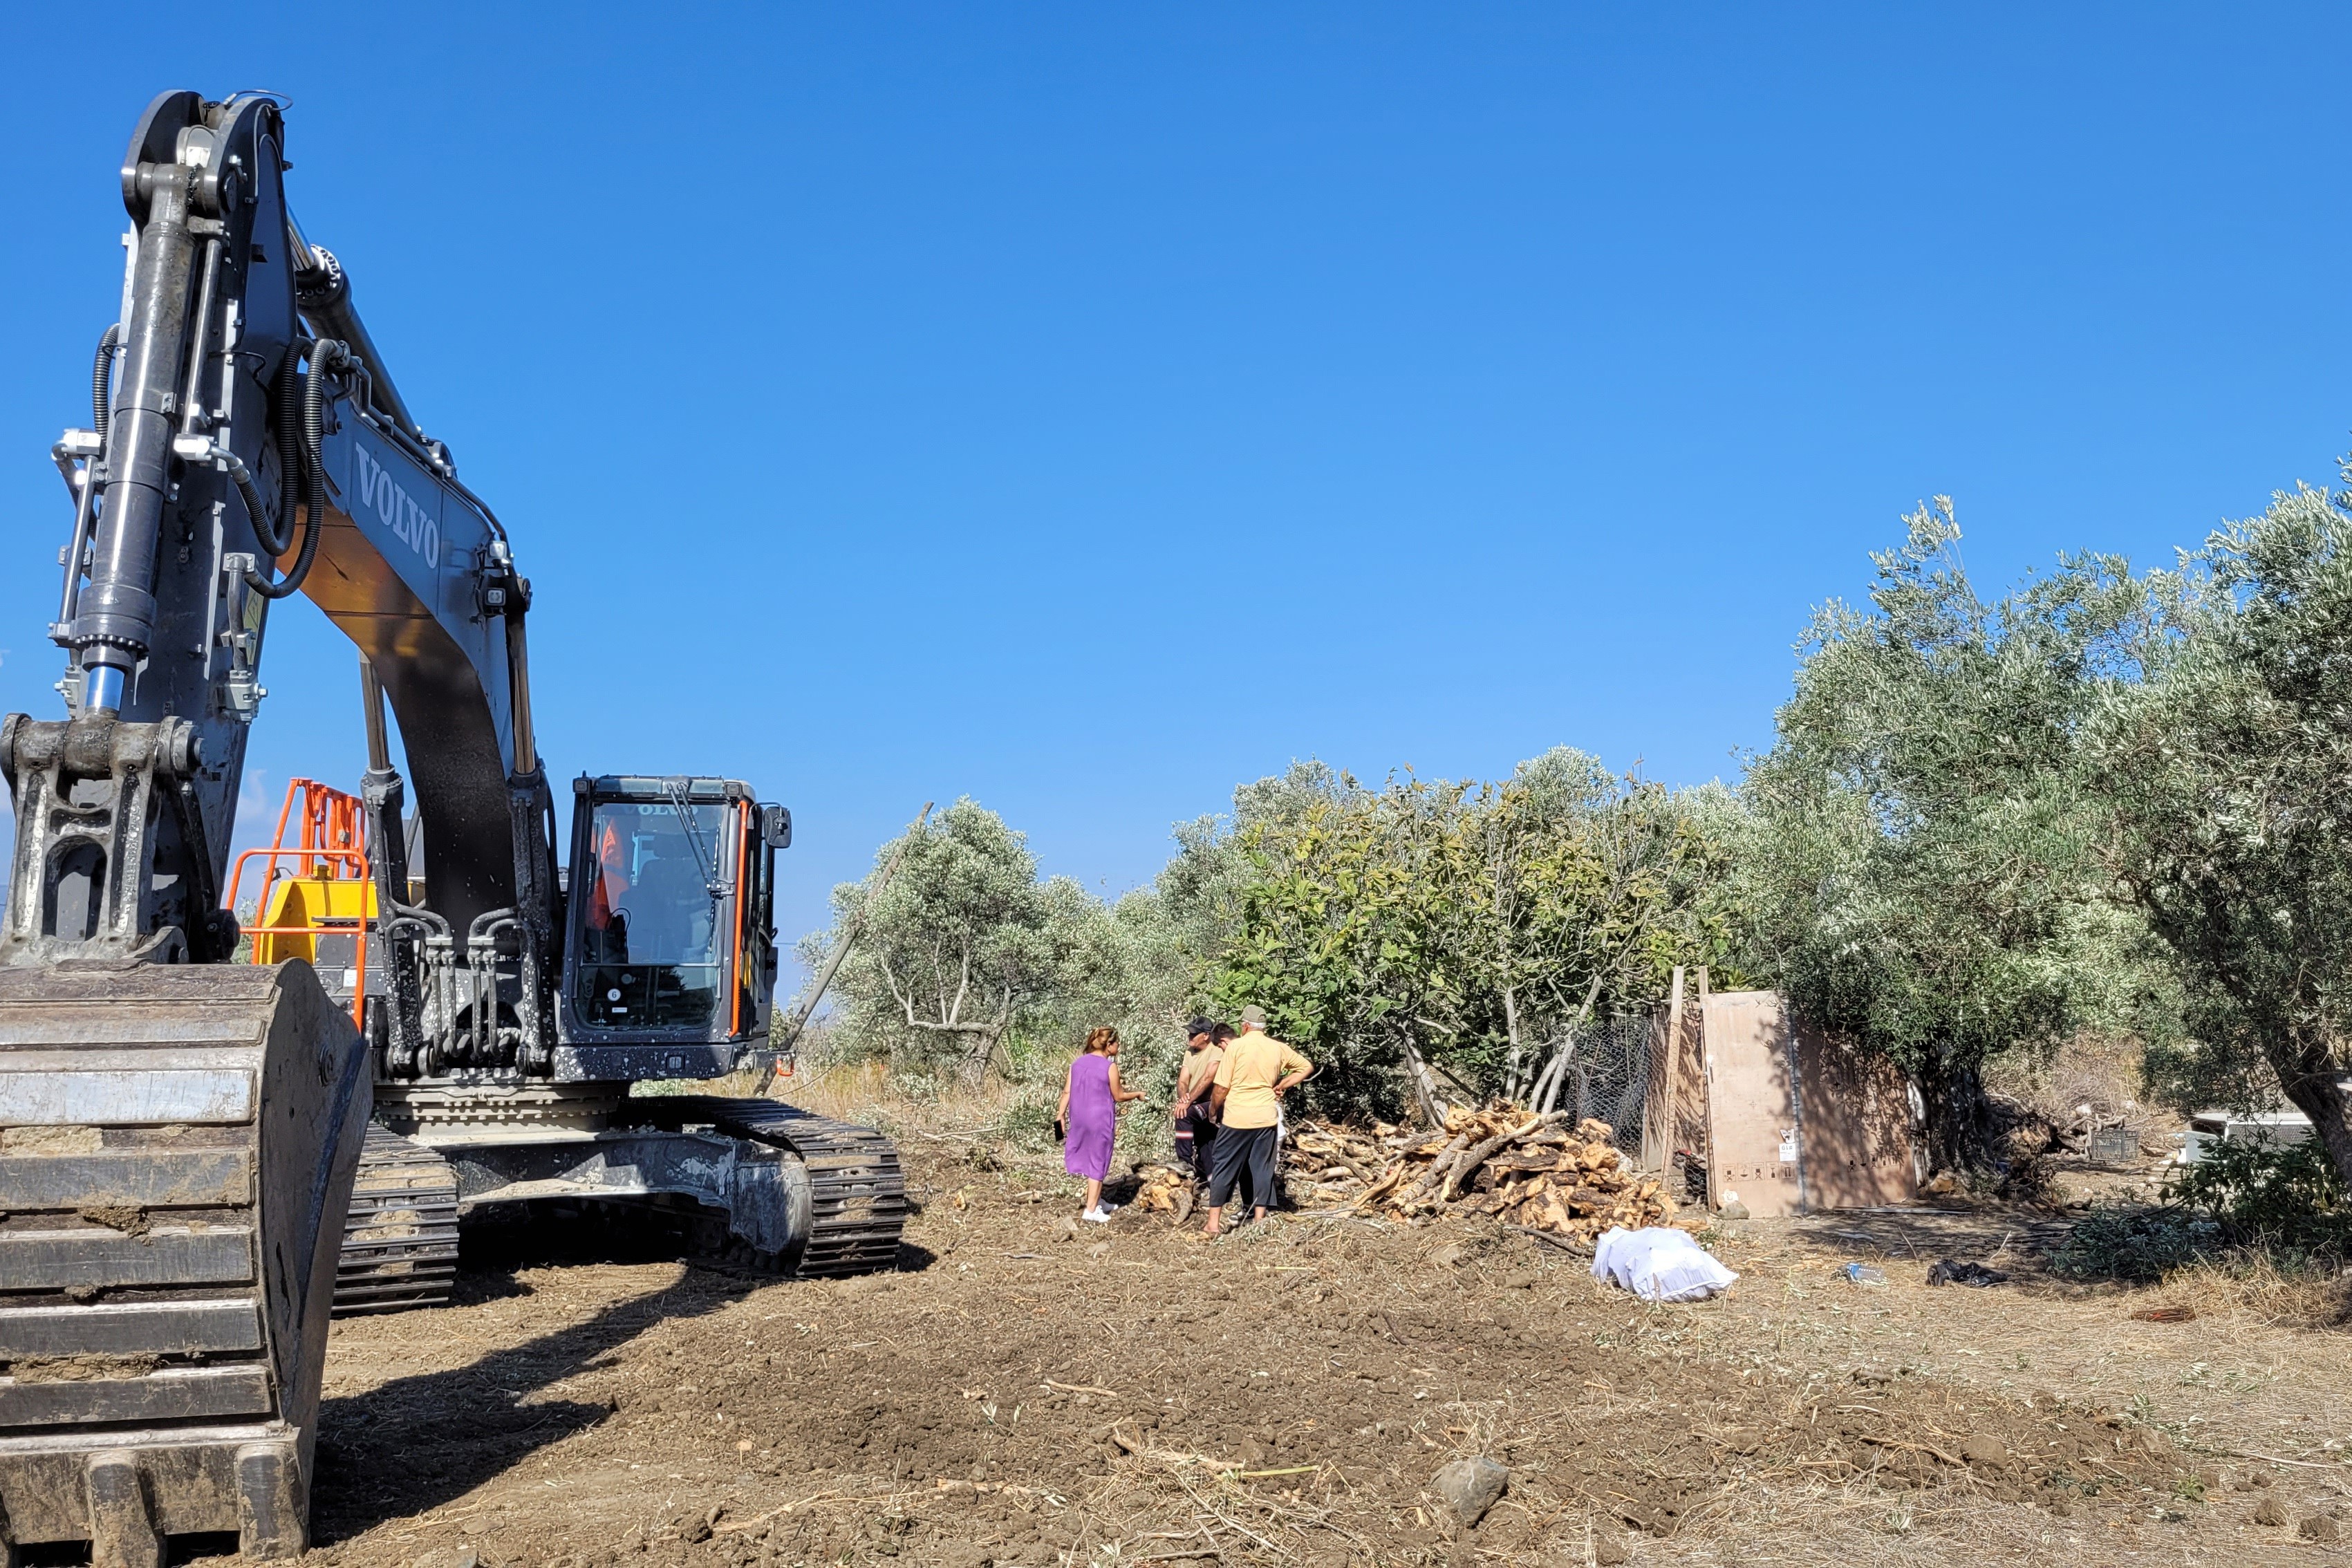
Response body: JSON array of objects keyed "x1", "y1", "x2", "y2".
[
  {"x1": 289, "y1": 259, "x2": 558, "y2": 1079},
  {"x1": 7, "y1": 89, "x2": 556, "y2": 1077}
]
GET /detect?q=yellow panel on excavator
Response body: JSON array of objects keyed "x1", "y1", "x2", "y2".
[{"x1": 250, "y1": 875, "x2": 376, "y2": 969}]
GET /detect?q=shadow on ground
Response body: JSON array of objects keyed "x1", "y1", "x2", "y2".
[
  {"x1": 315, "y1": 1205, "x2": 774, "y2": 1541},
  {"x1": 1774, "y1": 1206, "x2": 2077, "y2": 1287}
]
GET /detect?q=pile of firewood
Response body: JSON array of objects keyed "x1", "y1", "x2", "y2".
[{"x1": 1292, "y1": 1108, "x2": 1679, "y2": 1242}]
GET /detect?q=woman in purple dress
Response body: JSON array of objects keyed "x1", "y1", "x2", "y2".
[{"x1": 1057, "y1": 1026, "x2": 1143, "y2": 1222}]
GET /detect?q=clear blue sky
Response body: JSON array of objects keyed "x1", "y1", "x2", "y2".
[{"x1": 2, "y1": 6, "x2": 2346, "y2": 962}]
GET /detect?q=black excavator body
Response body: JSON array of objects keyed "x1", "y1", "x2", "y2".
[{"x1": 0, "y1": 91, "x2": 903, "y2": 1561}]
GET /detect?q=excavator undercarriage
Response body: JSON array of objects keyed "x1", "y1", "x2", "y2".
[{"x1": 330, "y1": 1087, "x2": 908, "y2": 1312}]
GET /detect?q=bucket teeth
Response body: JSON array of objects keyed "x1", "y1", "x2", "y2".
[{"x1": 0, "y1": 962, "x2": 368, "y2": 1558}]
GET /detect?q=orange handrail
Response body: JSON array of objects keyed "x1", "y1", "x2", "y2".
[
  {"x1": 248, "y1": 778, "x2": 366, "y2": 924},
  {"x1": 225, "y1": 846, "x2": 371, "y2": 913},
  {"x1": 730, "y1": 799, "x2": 752, "y2": 1040},
  {"x1": 224, "y1": 776, "x2": 374, "y2": 1029}
]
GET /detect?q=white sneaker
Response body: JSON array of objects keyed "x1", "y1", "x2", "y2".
[{"x1": 1082, "y1": 1207, "x2": 1111, "y2": 1224}]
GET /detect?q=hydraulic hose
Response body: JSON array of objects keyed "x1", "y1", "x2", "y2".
[
  {"x1": 91, "y1": 324, "x2": 118, "y2": 440},
  {"x1": 246, "y1": 338, "x2": 312, "y2": 559},
  {"x1": 245, "y1": 339, "x2": 348, "y2": 600},
  {"x1": 225, "y1": 460, "x2": 272, "y2": 555},
  {"x1": 58, "y1": 326, "x2": 120, "y2": 628}
]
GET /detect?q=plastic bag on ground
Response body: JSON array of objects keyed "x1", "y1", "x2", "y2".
[
  {"x1": 1591, "y1": 1225, "x2": 1738, "y2": 1303},
  {"x1": 1925, "y1": 1258, "x2": 2010, "y2": 1287}
]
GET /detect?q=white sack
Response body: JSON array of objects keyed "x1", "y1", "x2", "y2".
[{"x1": 1590, "y1": 1225, "x2": 1738, "y2": 1303}]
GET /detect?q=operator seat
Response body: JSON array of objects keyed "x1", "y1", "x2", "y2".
[{"x1": 618, "y1": 855, "x2": 708, "y2": 960}]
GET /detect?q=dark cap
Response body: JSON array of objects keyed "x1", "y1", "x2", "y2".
[{"x1": 1184, "y1": 1017, "x2": 1215, "y2": 1040}]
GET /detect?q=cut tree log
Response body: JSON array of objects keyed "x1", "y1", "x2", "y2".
[
  {"x1": 1400, "y1": 1131, "x2": 1473, "y2": 1205},
  {"x1": 1157, "y1": 1108, "x2": 1681, "y2": 1248},
  {"x1": 1439, "y1": 1111, "x2": 1569, "y2": 1202}
]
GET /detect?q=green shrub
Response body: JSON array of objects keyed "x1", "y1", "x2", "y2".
[
  {"x1": 2048, "y1": 1206, "x2": 2220, "y2": 1282},
  {"x1": 2166, "y1": 1136, "x2": 2349, "y2": 1246},
  {"x1": 997, "y1": 1092, "x2": 1061, "y2": 1153},
  {"x1": 2053, "y1": 1138, "x2": 2350, "y2": 1282}
]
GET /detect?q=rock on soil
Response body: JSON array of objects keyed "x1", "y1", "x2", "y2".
[{"x1": 1428, "y1": 1455, "x2": 1509, "y2": 1525}]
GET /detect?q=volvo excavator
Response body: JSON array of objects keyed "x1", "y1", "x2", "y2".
[{"x1": 0, "y1": 91, "x2": 907, "y2": 1561}]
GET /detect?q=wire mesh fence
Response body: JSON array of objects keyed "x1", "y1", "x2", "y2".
[{"x1": 1536, "y1": 1012, "x2": 1661, "y2": 1158}]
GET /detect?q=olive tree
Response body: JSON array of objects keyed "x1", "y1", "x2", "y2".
[
  {"x1": 2092, "y1": 474, "x2": 2352, "y2": 1186},
  {"x1": 1734, "y1": 499, "x2": 2172, "y2": 1165},
  {"x1": 812, "y1": 799, "x2": 1071, "y2": 1077},
  {"x1": 810, "y1": 795, "x2": 1213, "y2": 1110}
]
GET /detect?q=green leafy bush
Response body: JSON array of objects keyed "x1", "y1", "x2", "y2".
[
  {"x1": 2167, "y1": 1137, "x2": 2348, "y2": 1244},
  {"x1": 996, "y1": 1092, "x2": 1061, "y2": 1154},
  {"x1": 2053, "y1": 1139, "x2": 2349, "y2": 1282},
  {"x1": 2048, "y1": 1206, "x2": 2219, "y2": 1282}
]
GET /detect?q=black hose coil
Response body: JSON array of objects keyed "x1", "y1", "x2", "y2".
[
  {"x1": 245, "y1": 339, "x2": 349, "y2": 600},
  {"x1": 91, "y1": 324, "x2": 118, "y2": 440}
]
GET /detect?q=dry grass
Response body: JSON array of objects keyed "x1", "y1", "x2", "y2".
[
  {"x1": 775, "y1": 1055, "x2": 893, "y2": 1120},
  {"x1": 1742, "y1": 1215, "x2": 2352, "y2": 1499},
  {"x1": 2131, "y1": 1251, "x2": 2352, "y2": 1329},
  {"x1": 780, "y1": 1054, "x2": 1033, "y2": 1137}
]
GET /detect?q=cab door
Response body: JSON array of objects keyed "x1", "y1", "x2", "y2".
[
  {"x1": 731, "y1": 803, "x2": 790, "y2": 1043},
  {"x1": 559, "y1": 778, "x2": 788, "y2": 1052}
]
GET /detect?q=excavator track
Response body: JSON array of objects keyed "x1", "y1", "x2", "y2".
[
  {"x1": 332, "y1": 1127, "x2": 460, "y2": 1315},
  {"x1": 0, "y1": 961, "x2": 368, "y2": 1560},
  {"x1": 619, "y1": 1096, "x2": 908, "y2": 1276}
]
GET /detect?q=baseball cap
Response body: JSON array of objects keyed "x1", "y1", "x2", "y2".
[
  {"x1": 1185, "y1": 1016, "x2": 1215, "y2": 1040},
  {"x1": 1240, "y1": 1005, "x2": 1268, "y2": 1029}
]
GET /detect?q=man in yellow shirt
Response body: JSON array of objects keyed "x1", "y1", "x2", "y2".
[{"x1": 1204, "y1": 1005, "x2": 1312, "y2": 1235}]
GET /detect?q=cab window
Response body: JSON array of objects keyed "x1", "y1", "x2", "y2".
[{"x1": 576, "y1": 799, "x2": 729, "y2": 1028}]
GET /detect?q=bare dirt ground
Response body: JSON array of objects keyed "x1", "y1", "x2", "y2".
[{"x1": 285, "y1": 1135, "x2": 2352, "y2": 1568}]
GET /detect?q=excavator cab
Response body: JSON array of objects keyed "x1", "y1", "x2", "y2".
[{"x1": 561, "y1": 775, "x2": 788, "y2": 1052}]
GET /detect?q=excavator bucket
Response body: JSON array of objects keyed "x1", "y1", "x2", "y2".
[{"x1": 0, "y1": 961, "x2": 368, "y2": 1562}]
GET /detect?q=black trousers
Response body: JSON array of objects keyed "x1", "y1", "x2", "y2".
[
  {"x1": 1208, "y1": 1123, "x2": 1279, "y2": 1211},
  {"x1": 1179, "y1": 1106, "x2": 1218, "y2": 1182}
]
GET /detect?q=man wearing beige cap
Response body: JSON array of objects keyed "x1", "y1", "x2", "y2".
[{"x1": 1203, "y1": 1005, "x2": 1312, "y2": 1235}]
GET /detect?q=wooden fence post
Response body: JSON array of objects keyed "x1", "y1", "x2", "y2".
[
  {"x1": 1642, "y1": 965, "x2": 1686, "y2": 1171},
  {"x1": 1694, "y1": 966, "x2": 1715, "y2": 1211}
]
